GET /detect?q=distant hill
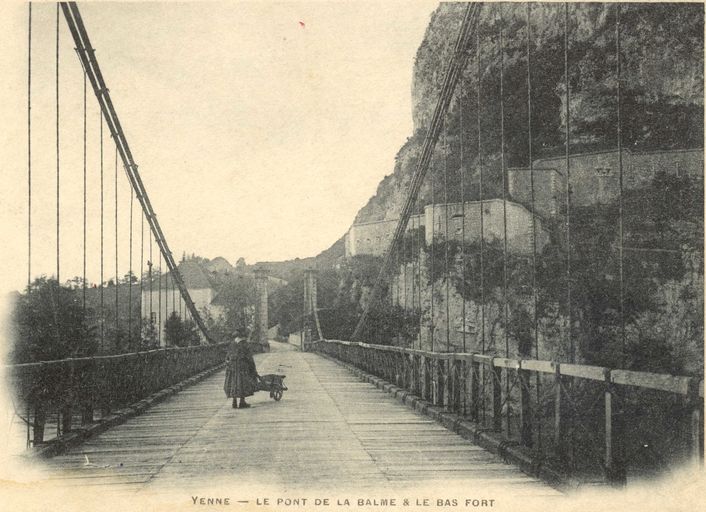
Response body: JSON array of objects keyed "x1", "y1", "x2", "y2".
[{"x1": 248, "y1": 236, "x2": 345, "y2": 282}]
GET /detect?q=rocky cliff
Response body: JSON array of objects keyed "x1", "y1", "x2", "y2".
[{"x1": 353, "y1": 2, "x2": 703, "y2": 225}]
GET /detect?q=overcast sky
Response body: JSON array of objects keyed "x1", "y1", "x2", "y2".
[{"x1": 0, "y1": 1, "x2": 437, "y2": 294}]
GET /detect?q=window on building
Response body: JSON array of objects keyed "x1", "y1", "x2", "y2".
[{"x1": 150, "y1": 312, "x2": 157, "y2": 324}]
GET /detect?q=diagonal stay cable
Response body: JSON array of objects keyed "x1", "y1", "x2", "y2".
[
  {"x1": 352, "y1": 2, "x2": 481, "y2": 341},
  {"x1": 60, "y1": 2, "x2": 213, "y2": 343}
]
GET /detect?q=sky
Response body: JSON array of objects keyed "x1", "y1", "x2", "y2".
[{"x1": 0, "y1": 1, "x2": 438, "y2": 295}]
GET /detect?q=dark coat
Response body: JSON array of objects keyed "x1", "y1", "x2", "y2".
[{"x1": 224, "y1": 340, "x2": 258, "y2": 398}]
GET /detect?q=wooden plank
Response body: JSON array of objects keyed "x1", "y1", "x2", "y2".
[
  {"x1": 611, "y1": 370, "x2": 691, "y2": 395},
  {"x1": 560, "y1": 363, "x2": 608, "y2": 381},
  {"x1": 473, "y1": 354, "x2": 494, "y2": 365},
  {"x1": 521, "y1": 359, "x2": 555, "y2": 374},
  {"x1": 493, "y1": 357, "x2": 520, "y2": 370}
]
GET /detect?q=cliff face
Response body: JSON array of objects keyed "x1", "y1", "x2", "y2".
[{"x1": 353, "y1": 2, "x2": 704, "y2": 225}]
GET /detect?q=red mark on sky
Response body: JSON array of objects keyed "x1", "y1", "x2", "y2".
[{"x1": 298, "y1": 21, "x2": 305, "y2": 28}]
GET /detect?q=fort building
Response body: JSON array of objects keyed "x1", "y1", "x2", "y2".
[
  {"x1": 508, "y1": 148, "x2": 703, "y2": 218},
  {"x1": 344, "y1": 199, "x2": 548, "y2": 258},
  {"x1": 345, "y1": 213, "x2": 425, "y2": 257}
]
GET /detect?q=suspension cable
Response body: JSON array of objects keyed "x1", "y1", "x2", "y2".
[
  {"x1": 128, "y1": 187, "x2": 133, "y2": 345},
  {"x1": 27, "y1": 2, "x2": 32, "y2": 292},
  {"x1": 444, "y1": 114, "x2": 450, "y2": 352},
  {"x1": 395, "y1": 238, "x2": 399, "y2": 308},
  {"x1": 527, "y1": 3, "x2": 538, "y2": 361},
  {"x1": 55, "y1": 4, "x2": 60, "y2": 283},
  {"x1": 351, "y1": 3, "x2": 480, "y2": 341},
  {"x1": 403, "y1": 215, "x2": 407, "y2": 315},
  {"x1": 100, "y1": 112, "x2": 104, "y2": 351},
  {"x1": 83, "y1": 66, "x2": 87, "y2": 311},
  {"x1": 149, "y1": 230, "x2": 153, "y2": 330},
  {"x1": 477, "y1": 25, "x2": 486, "y2": 355},
  {"x1": 564, "y1": 2, "x2": 573, "y2": 363},
  {"x1": 158, "y1": 251, "x2": 162, "y2": 346},
  {"x1": 60, "y1": 2, "x2": 212, "y2": 342},
  {"x1": 166, "y1": 269, "x2": 170, "y2": 324},
  {"x1": 460, "y1": 89, "x2": 466, "y2": 353},
  {"x1": 477, "y1": 20, "x2": 487, "y2": 423},
  {"x1": 26, "y1": 1, "x2": 32, "y2": 449},
  {"x1": 114, "y1": 145, "x2": 119, "y2": 347},
  {"x1": 498, "y1": 7, "x2": 509, "y2": 359},
  {"x1": 527, "y1": 1, "x2": 542, "y2": 450},
  {"x1": 430, "y1": 152, "x2": 436, "y2": 352},
  {"x1": 140, "y1": 211, "x2": 144, "y2": 332},
  {"x1": 616, "y1": 3, "x2": 626, "y2": 366},
  {"x1": 417, "y1": 210, "x2": 422, "y2": 349}
]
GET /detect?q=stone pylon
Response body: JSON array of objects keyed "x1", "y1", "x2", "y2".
[
  {"x1": 253, "y1": 269, "x2": 269, "y2": 350},
  {"x1": 303, "y1": 269, "x2": 321, "y2": 346}
]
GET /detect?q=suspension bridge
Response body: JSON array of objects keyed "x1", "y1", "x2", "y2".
[{"x1": 5, "y1": 1, "x2": 704, "y2": 495}]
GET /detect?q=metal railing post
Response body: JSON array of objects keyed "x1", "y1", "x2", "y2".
[
  {"x1": 688, "y1": 379, "x2": 703, "y2": 468},
  {"x1": 604, "y1": 372, "x2": 626, "y2": 486},
  {"x1": 519, "y1": 365, "x2": 532, "y2": 447},
  {"x1": 470, "y1": 358, "x2": 480, "y2": 422},
  {"x1": 452, "y1": 358, "x2": 462, "y2": 413},
  {"x1": 492, "y1": 360, "x2": 502, "y2": 431},
  {"x1": 553, "y1": 364, "x2": 566, "y2": 461},
  {"x1": 420, "y1": 355, "x2": 427, "y2": 400},
  {"x1": 60, "y1": 357, "x2": 74, "y2": 434}
]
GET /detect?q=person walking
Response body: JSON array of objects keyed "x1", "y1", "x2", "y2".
[{"x1": 224, "y1": 334, "x2": 259, "y2": 409}]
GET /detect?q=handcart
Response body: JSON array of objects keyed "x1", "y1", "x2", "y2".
[{"x1": 257, "y1": 374, "x2": 287, "y2": 401}]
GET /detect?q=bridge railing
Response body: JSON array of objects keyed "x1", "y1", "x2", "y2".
[
  {"x1": 312, "y1": 339, "x2": 704, "y2": 485},
  {"x1": 6, "y1": 343, "x2": 229, "y2": 446}
]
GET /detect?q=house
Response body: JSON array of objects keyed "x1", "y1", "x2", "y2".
[
  {"x1": 141, "y1": 259, "x2": 221, "y2": 345},
  {"x1": 141, "y1": 257, "x2": 286, "y2": 346}
]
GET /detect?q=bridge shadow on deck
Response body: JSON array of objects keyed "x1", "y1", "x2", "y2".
[{"x1": 36, "y1": 342, "x2": 560, "y2": 496}]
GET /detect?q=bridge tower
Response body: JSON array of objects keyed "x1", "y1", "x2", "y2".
[
  {"x1": 302, "y1": 269, "x2": 321, "y2": 350},
  {"x1": 304, "y1": 269, "x2": 318, "y2": 317},
  {"x1": 253, "y1": 269, "x2": 269, "y2": 352}
]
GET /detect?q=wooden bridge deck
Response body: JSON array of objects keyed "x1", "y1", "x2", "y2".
[{"x1": 36, "y1": 342, "x2": 560, "y2": 496}]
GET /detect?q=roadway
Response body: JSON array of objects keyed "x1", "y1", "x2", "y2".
[{"x1": 35, "y1": 341, "x2": 561, "y2": 497}]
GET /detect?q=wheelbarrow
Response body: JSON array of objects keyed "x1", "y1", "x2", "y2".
[{"x1": 257, "y1": 374, "x2": 287, "y2": 401}]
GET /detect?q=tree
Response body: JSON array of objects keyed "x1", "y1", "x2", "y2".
[
  {"x1": 213, "y1": 275, "x2": 257, "y2": 337},
  {"x1": 164, "y1": 312, "x2": 203, "y2": 347},
  {"x1": 11, "y1": 278, "x2": 97, "y2": 363},
  {"x1": 122, "y1": 271, "x2": 138, "y2": 284},
  {"x1": 182, "y1": 319, "x2": 202, "y2": 346},
  {"x1": 164, "y1": 311, "x2": 184, "y2": 347},
  {"x1": 141, "y1": 317, "x2": 159, "y2": 349},
  {"x1": 202, "y1": 306, "x2": 229, "y2": 342},
  {"x1": 66, "y1": 276, "x2": 87, "y2": 290}
]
